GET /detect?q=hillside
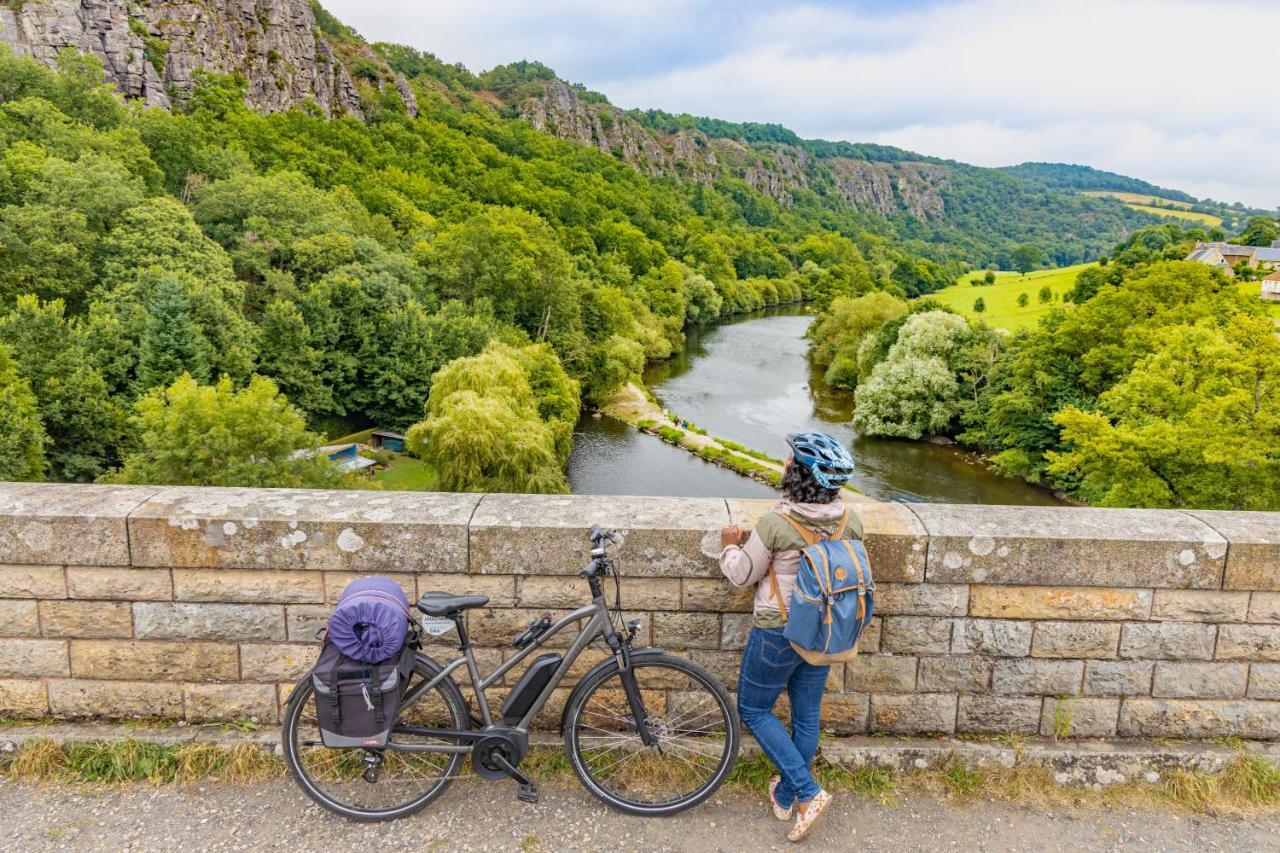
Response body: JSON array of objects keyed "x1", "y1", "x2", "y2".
[{"x1": 926, "y1": 263, "x2": 1097, "y2": 331}]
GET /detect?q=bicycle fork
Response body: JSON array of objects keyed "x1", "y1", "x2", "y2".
[{"x1": 612, "y1": 637, "x2": 659, "y2": 748}]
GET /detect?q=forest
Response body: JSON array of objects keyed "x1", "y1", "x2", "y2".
[
  {"x1": 807, "y1": 222, "x2": 1280, "y2": 511},
  {"x1": 0, "y1": 47, "x2": 926, "y2": 493}
]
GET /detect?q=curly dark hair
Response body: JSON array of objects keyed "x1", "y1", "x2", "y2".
[{"x1": 780, "y1": 459, "x2": 840, "y2": 504}]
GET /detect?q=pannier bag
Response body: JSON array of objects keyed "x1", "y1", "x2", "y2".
[
  {"x1": 767, "y1": 509, "x2": 876, "y2": 666},
  {"x1": 311, "y1": 576, "x2": 414, "y2": 748},
  {"x1": 327, "y1": 575, "x2": 412, "y2": 664}
]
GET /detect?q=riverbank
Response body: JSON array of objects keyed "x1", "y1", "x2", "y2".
[{"x1": 600, "y1": 382, "x2": 867, "y2": 499}]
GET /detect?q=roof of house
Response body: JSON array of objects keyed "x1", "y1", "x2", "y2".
[
  {"x1": 1254, "y1": 247, "x2": 1280, "y2": 262},
  {"x1": 1186, "y1": 248, "x2": 1226, "y2": 264},
  {"x1": 1264, "y1": 270, "x2": 1280, "y2": 281},
  {"x1": 371, "y1": 430, "x2": 406, "y2": 440}
]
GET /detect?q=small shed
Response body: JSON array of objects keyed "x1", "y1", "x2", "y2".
[
  {"x1": 370, "y1": 430, "x2": 407, "y2": 452},
  {"x1": 313, "y1": 443, "x2": 378, "y2": 475}
]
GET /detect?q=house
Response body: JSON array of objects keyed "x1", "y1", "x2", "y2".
[
  {"x1": 370, "y1": 430, "x2": 407, "y2": 452},
  {"x1": 1185, "y1": 242, "x2": 1280, "y2": 274},
  {"x1": 1263, "y1": 271, "x2": 1280, "y2": 303}
]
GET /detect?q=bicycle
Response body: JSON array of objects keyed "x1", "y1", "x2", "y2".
[{"x1": 282, "y1": 524, "x2": 740, "y2": 821}]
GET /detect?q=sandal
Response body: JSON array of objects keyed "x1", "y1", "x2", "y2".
[
  {"x1": 768, "y1": 775, "x2": 794, "y2": 821},
  {"x1": 788, "y1": 789, "x2": 832, "y2": 842}
]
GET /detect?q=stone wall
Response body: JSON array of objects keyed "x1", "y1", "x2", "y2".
[{"x1": 1, "y1": 482, "x2": 1278, "y2": 740}]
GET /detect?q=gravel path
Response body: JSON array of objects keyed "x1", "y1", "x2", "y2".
[{"x1": 2, "y1": 777, "x2": 1277, "y2": 852}]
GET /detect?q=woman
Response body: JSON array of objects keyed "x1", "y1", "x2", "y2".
[{"x1": 719, "y1": 432, "x2": 860, "y2": 843}]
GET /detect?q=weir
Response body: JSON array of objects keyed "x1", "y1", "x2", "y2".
[{"x1": 0, "y1": 482, "x2": 1278, "y2": 740}]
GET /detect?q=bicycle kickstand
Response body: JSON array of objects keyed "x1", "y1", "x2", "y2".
[{"x1": 490, "y1": 752, "x2": 539, "y2": 804}]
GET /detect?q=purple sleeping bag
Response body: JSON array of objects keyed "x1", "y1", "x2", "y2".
[{"x1": 327, "y1": 576, "x2": 412, "y2": 663}]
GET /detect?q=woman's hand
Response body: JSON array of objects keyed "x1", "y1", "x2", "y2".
[{"x1": 720, "y1": 524, "x2": 744, "y2": 549}]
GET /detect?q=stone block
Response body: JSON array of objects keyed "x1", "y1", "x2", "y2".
[
  {"x1": 1188, "y1": 510, "x2": 1280, "y2": 590},
  {"x1": 39, "y1": 601, "x2": 132, "y2": 639},
  {"x1": 0, "y1": 483, "x2": 161, "y2": 566},
  {"x1": 0, "y1": 679, "x2": 47, "y2": 716},
  {"x1": 285, "y1": 604, "x2": 330, "y2": 642},
  {"x1": 880, "y1": 616, "x2": 952, "y2": 654},
  {"x1": 992, "y1": 659, "x2": 1084, "y2": 695},
  {"x1": 70, "y1": 640, "x2": 238, "y2": 681},
  {"x1": 128, "y1": 487, "x2": 477, "y2": 573},
  {"x1": 0, "y1": 600, "x2": 38, "y2": 636},
  {"x1": 870, "y1": 693, "x2": 956, "y2": 734},
  {"x1": 821, "y1": 693, "x2": 869, "y2": 735},
  {"x1": 952, "y1": 619, "x2": 1032, "y2": 657},
  {"x1": 914, "y1": 504, "x2": 1225, "y2": 588},
  {"x1": 859, "y1": 617, "x2": 882, "y2": 654},
  {"x1": 48, "y1": 679, "x2": 183, "y2": 719},
  {"x1": 0, "y1": 638, "x2": 67, "y2": 676},
  {"x1": 1031, "y1": 622, "x2": 1120, "y2": 659},
  {"x1": 1151, "y1": 590, "x2": 1249, "y2": 623},
  {"x1": 239, "y1": 643, "x2": 319, "y2": 682},
  {"x1": 1084, "y1": 661, "x2": 1153, "y2": 697},
  {"x1": 468, "y1": 608, "x2": 570, "y2": 648},
  {"x1": 957, "y1": 695, "x2": 1041, "y2": 733},
  {"x1": 0, "y1": 564, "x2": 65, "y2": 598},
  {"x1": 681, "y1": 578, "x2": 755, "y2": 613},
  {"x1": 970, "y1": 586, "x2": 1151, "y2": 621},
  {"x1": 1119, "y1": 623, "x2": 1216, "y2": 661},
  {"x1": 652, "y1": 612, "x2": 719, "y2": 649},
  {"x1": 844, "y1": 655, "x2": 917, "y2": 693},
  {"x1": 183, "y1": 683, "x2": 278, "y2": 723},
  {"x1": 1040, "y1": 697, "x2": 1120, "y2": 738},
  {"x1": 1215, "y1": 625, "x2": 1280, "y2": 661},
  {"x1": 1249, "y1": 664, "x2": 1280, "y2": 700},
  {"x1": 173, "y1": 569, "x2": 323, "y2": 603},
  {"x1": 720, "y1": 613, "x2": 754, "y2": 651},
  {"x1": 472, "y1": 494, "x2": 726, "y2": 577},
  {"x1": 1251, "y1": 593, "x2": 1280, "y2": 623},
  {"x1": 1152, "y1": 662, "x2": 1248, "y2": 699},
  {"x1": 134, "y1": 602, "x2": 285, "y2": 642},
  {"x1": 327, "y1": 572, "x2": 418, "y2": 605},
  {"x1": 918, "y1": 656, "x2": 992, "y2": 693},
  {"x1": 875, "y1": 583, "x2": 968, "y2": 616},
  {"x1": 689, "y1": 650, "x2": 742, "y2": 688},
  {"x1": 66, "y1": 567, "x2": 170, "y2": 601},
  {"x1": 1118, "y1": 698, "x2": 1280, "y2": 739}
]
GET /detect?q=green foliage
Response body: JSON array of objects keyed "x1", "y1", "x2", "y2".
[
  {"x1": 807, "y1": 292, "x2": 908, "y2": 389},
  {"x1": 1011, "y1": 244, "x2": 1046, "y2": 274},
  {"x1": 973, "y1": 296, "x2": 986, "y2": 313},
  {"x1": 1016, "y1": 292, "x2": 1029, "y2": 308},
  {"x1": 107, "y1": 374, "x2": 339, "y2": 488},
  {"x1": 1037, "y1": 285, "x2": 1052, "y2": 304},
  {"x1": 0, "y1": 342, "x2": 46, "y2": 480},
  {"x1": 1231, "y1": 215, "x2": 1279, "y2": 248}
]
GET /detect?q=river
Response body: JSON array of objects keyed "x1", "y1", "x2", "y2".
[{"x1": 568, "y1": 308, "x2": 1062, "y2": 505}]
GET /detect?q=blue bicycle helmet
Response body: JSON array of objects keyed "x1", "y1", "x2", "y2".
[{"x1": 785, "y1": 432, "x2": 854, "y2": 489}]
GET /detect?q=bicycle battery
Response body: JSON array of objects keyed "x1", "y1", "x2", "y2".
[{"x1": 501, "y1": 653, "x2": 561, "y2": 724}]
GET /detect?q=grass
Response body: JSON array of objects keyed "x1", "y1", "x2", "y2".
[
  {"x1": 1126, "y1": 203, "x2": 1222, "y2": 226},
  {"x1": 657, "y1": 426, "x2": 685, "y2": 445},
  {"x1": 1082, "y1": 191, "x2": 1193, "y2": 209},
  {"x1": 690, "y1": 443, "x2": 782, "y2": 486},
  {"x1": 1236, "y1": 280, "x2": 1280, "y2": 318},
  {"x1": 718, "y1": 439, "x2": 782, "y2": 465},
  {"x1": 3, "y1": 739, "x2": 1278, "y2": 815},
  {"x1": 369, "y1": 454, "x2": 439, "y2": 491},
  {"x1": 926, "y1": 262, "x2": 1096, "y2": 331}
]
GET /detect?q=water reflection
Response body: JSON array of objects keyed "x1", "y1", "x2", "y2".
[{"x1": 570, "y1": 307, "x2": 1061, "y2": 505}]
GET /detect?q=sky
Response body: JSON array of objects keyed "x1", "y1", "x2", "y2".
[{"x1": 323, "y1": 0, "x2": 1280, "y2": 210}]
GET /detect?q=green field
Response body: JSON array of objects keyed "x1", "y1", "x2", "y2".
[
  {"x1": 925, "y1": 263, "x2": 1096, "y2": 331},
  {"x1": 369, "y1": 454, "x2": 439, "y2": 491},
  {"x1": 1236, "y1": 280, "x2": 1280, "y2": 319},
  {"x1": 1126, "y1": 203, "x2": 1222, "y2": 226},
  {"x1": 1082, "y1": 190, "x2": 1192, "y2": 209}
]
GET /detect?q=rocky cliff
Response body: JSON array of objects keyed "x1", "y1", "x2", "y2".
[
  {"x1": 0, "y1": 0, "x2": 365, "y2": 117},
  {"x1": 519, "y1": 79, "x2": 947, "y2": 218}
]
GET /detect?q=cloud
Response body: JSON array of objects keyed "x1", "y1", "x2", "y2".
[{"x1": 322, "y1": 0, "x2": 1280, "y2": 209}]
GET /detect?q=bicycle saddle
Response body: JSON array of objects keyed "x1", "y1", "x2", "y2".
[{"x1": 417, "y1": 591, "x2": 489, "y2": 617}]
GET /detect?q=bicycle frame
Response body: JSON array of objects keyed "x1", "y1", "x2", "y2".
[{"x1": 387, "y1": 591, "x2": 624, "y2": 755}]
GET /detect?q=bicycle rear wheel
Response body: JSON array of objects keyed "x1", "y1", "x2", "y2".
[
  {"x1": 282, "y1": 655, "x2": 469, "y2": 821},
  {"x1": 564, "y1": 651, "x2": 739, "y2": 816}
]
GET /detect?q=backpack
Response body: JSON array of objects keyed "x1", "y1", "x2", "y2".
[
  {"x1": 311, "y1": 633, "x2": 416, "y2": 748},
  {"x1": 767, "y1": 508, "x2": 875, "y2": 666}
]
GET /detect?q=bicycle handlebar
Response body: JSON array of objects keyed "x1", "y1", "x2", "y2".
[{"x1": 589, "y1": 524, "x2": 621, "y2": 545}]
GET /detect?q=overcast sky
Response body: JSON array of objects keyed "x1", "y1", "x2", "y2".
[{"x1": 324, "y1": 0, "x2": 1280, "y2": 210}]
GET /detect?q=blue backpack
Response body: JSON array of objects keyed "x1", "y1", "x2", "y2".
[{"x1": 768, "y1": 509, "x2": 875, "y2": 665}]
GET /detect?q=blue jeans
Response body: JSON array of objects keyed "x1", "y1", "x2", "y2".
[{"x1": 737, "y1": 626, "x2": 829, "y2": 808}]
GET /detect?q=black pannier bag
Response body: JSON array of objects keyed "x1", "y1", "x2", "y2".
[{"x1": 312, "y1": 637, "x2": 415, "y2": 748}]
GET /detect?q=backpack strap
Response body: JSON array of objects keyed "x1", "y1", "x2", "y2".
[
  {"x1": 767, "y1": 567, "x2": 788, "y2": 623},
  {"x1": 763, "y1": 508, "x2": 849, "y2": 622}
]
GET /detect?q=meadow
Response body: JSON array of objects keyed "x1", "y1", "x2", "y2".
[
  {"x1": 924, "y1": 263, "x2": 1096, "y2": 330},
  {"x1": 1081, "y1": 191, "x2": 1222, "y2": 226}
]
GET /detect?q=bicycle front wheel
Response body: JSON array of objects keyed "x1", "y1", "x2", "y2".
[
  {"x1": 564, "y1": 651, "x2": 739, "y2": 816},
  {"x1": 282, "y1": 655, "x2": 469, "y2": 822}
]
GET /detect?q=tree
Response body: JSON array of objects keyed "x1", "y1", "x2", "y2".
[
  {"x1": 254, "y1": 297, "x2": 334, "y2": 421},
  {"x1": 1017, "y1": 292, "x2": 1029, "y2": 308},
  {"x1": 1011, "y1": 245, "x2": 1046, "y2": 274},
  {"x1": 973, "y1": 297, "x2": 986, "y2": 313},
  {"x1": 806, "y1": 292, "x2": 908, "y2": 389},
  {"x1": 135, "y1": 275, "x2": 214, "y2": 391},
  {"x1": 1232, "y1": 215, "x2": 1278, "y2": 248},
  {"x1": 406, "y1": 344, "x2": 571, "y2": 493},
  {"x1": 852, "y1": 355, "x2": 959, "y2": 439},
  {"x1": 984, "y1": 270, "x2": 997, "y2": 285},
  {"x1": 107, "y1": 374, "x2": 340, "y2": 488},
  {"x1": 0, "y1": 343, "x2": 47, "y2": 481},
  {"x1": 1038, "y1": 285, "x2": 1053, "y2": 304}
]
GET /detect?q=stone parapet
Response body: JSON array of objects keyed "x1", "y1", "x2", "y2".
[{"x1": 0, "y1": 482, "x2": 1278, "y2": 740}]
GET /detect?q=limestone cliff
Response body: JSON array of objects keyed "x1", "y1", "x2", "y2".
[
  {"x1": 0, "y1": 0, "x2": 364, "y2": 117},
  {"x1": 828, "y1": 159, "x2": 948, "y2": 220}
]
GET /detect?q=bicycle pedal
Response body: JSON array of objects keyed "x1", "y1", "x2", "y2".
[{"x1": 517, "y1": 783, "x2": 539, "y2": 804}]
